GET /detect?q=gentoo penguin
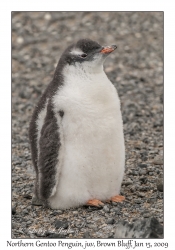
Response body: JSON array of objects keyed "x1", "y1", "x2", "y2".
[{"x1": 29, "y1": 38, "x2": 125, "y2": 209}]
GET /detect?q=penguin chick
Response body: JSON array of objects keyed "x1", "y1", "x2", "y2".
[{"x1": 29, "y1": 38, "x2": 125, "y2": 209}]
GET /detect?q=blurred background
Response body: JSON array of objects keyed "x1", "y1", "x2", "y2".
[{"x1": 12, "y1": 12, "x2": 163, "y2": 238}]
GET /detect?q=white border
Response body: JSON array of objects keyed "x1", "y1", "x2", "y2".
[{"x1": 1, "y1": 0, "x2": 174, "y2": 249}]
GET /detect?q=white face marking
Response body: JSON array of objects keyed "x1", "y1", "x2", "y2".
[
  {"x1": 70, "y1": 48, "x2": 83, "y2": 56},
  {"x1": 69, "y1": 48, "x2": 105, "y2": 74}
]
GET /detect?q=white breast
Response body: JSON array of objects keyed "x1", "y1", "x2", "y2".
[{"x1": 50, "y1": 64, "x2": 125, "y2": 209}]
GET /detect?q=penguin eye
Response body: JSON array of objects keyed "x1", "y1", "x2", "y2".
[{"x1": 79, "y1": 53, "x2": 87, "y2": 58}]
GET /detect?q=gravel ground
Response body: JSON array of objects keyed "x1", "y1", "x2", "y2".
[{"x1": 12, "y1": 11, "x2": 163, "y2": 239}]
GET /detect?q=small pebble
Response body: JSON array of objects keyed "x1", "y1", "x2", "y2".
[
  {"x1": 138, "y1": 163, "x2": 148, "y2": 168},
  {"x1": 143, "y1": 213, "x2": 150, "y2": 218},
  {"x1": 12, "y1": 222, "x2": 18, "y2": 229},
  {"x1": 135, "y1": 199, "x2": 142, "y2": 204},
  {"x1": 44, "y1": 13, "x2": 52, "y2": 20},
  {"x1": 12, "y1": 206, "x2": 16, "y2": 215},
  {"x1": 55, "y1": 220, "x2": 69, "y2": 229},
  {"x1": 107, "y1": 218, "x2": 115, "y2": 224},
  {"x1": 72, "y1": 211, "x2": 78, "y2": 215},
  {"x1": 23, "y1": 209, "x2": 29, "y2": 215},
  {"x1": 108, "y1": 234, "x2": 114, "y2": 238},
  {"x1": 17, "y1": 36, "x2": 24, "y2": 44},
  {"x1": 83, "y1": 231, "x2": 90, "y2": 238},
  {"x1": 23, "y1": 194, "x2": 32, "y2": 199},
  {"x1": 139, "y1": 169, "x2": 147, "y2": 175},
  {"x1": 123, "y1": 179, "x2": 133, "y2": 185},
  {"x1": 113, "y1": 207, "x2": 120, "y2": 213},
  {"x1": 31, "y1": 196, "x2": 43, "y2": 206},
  {"x1": 153, "y1": 157, "x2": 163, "y2": 165},
  {"x1": 50, "y1": 210, "x2": 63, "y2": 216},
  {"x1": 103, "y1": 205, "x2": 110, "y2": 213},
  {"x1": 48, "y1": 233, "x2": 65, "y2": 238},
  {"x1": 157, "y1": 179, "x2": 163, "y2": 192},
  {"x1": 26, "y1": 220, "x2": 32, "y2": 225},
  {"x1": 87, "y1": 224, "x2": 97, "y2": 230}
]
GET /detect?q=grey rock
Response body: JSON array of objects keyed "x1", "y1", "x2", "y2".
[
  {"x1": 114, "y1": 217, "x2": 163, "y2": 238},
  {"x1": 21, "y1": 222, "x2": 26, "y2": 228},
  {"x1": 26, "y1": 220, "x2": 32, "y2": 225},
  {"x1": 135, "y1": 199, "x2": 142, "y2": 204},
  {"x1": 143, "y1": 213, "x2": 151, "y2": 218},
  {"x1": 148, "y1": 197, "x2": 157, "y2": 203},
  {"x1": 132, "y1": 171, "x2": 139, "y2": 176},
  {"x1": 113, "y1": 207, "x2": 120, "y2": 214},
  {"x1": 12, "y1": 222, "x2": 18, "y2": 229},
  {"x1": 123, "y1": 179, "x2": 133, "y2": 185},
  {"x1": 157, "y1": 179, "x2": 163, "y2": 192},
  {"x1": 139, "y1": 176, "x2": 147, "y2": 184},
  {"x1": 159, "y1": 173, "x2": 164, "y2": 178},
  {"x1": 139, "y1": 169, "x2": 147, "y2": 175},
  {"x1": 139, "y1": 186, "x2": 150, "y2": 191},
  {"x1": 87, "y1": 224, "x2": 97, "y2": 230},
  {"x1": 137, "y1": 192, "x2": 145, "y2": 198},
  {"x1": 153, "y1": 157, "x2": 163, "y2": 165},
  {"x1": 12, "y1": 205, "x2": 16, "y2": 215},
  {"x1": 55, "y1": 220, "x2": 69, "y2": 229},
  {"x1": 31, "y1": 196, "x2": 43, "y2": 206},
  {"x1": 72, "y1": 211, "x2": 78, "y2": 215},
  {"x1": 83, "y1": 231, "x2": 90, "y2": 238},
  {"x1": 103, "y1": 205, "x2": 110, "y2": 213},
  {"x1": 23, "y1": 209, "x2": 29, "y2": 215},
  {"x1": 23, "y1": 194, "x2": 32, "y2": 199},
  {"x1": 107, "y1": 218, "x2": 115, "y2": 224},
  {"x1": 48, "y1": 233, "x2": 66, "y2": 238},
  {"x1": 108, "y1": 234, "x2": 114, "y2": 238},
  {"x1": 130, "y1": 185, "x2": 137, "y2": 192},
  {"x1": 56, "y1": 210, "x2": 64, "y2": 214},
  {"x1": 50, "y1": 210, "x2": 63, "y2": 216}
]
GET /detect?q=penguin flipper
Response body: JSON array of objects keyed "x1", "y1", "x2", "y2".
[{"x1": 38, "y1": 102, "x2": 62, "y2": 201}]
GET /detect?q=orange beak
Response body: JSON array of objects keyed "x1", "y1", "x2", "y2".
[{"x1": 100, "y1": 45, "x2": 117, "y2": 54}]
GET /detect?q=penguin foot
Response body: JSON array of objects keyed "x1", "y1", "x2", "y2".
[
  {"x1": 106, "y1": 195, "x2": 125, "y2": 203},
  {"x1": 111, "y1": 195, "x2": 125, "y2": 202},
  {"x1": 86, "y1": 199, "x2": 104, "y2": 207}
]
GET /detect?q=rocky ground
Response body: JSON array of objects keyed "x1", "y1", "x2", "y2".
[{"x1": 12, "y1": 12, "x2": 163, "y2": 238}]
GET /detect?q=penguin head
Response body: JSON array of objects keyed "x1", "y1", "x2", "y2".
[{"x1": 58, "y1": 39, "x2": 117, "y2": 73}]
